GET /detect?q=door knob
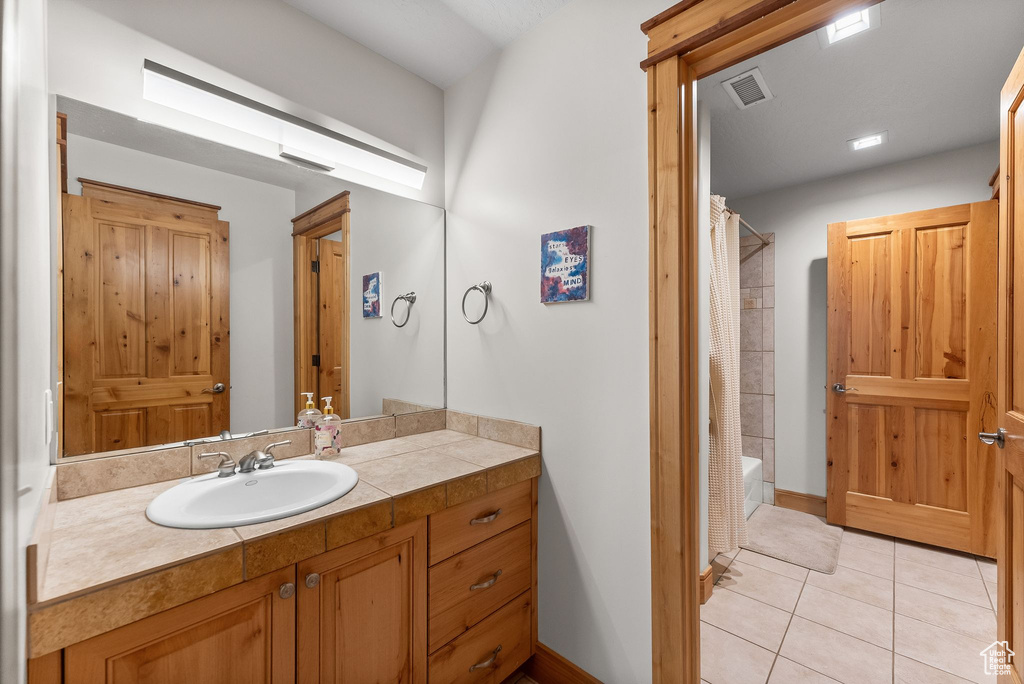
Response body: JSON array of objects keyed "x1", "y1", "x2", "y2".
[
  {"x1": 279, "y1": 583, "x2": 295, "y2": 599},
  {"x1": 831, "y1": 383, "x2": 858, "y2": 394},
  {"x1": 202, "y1": 382, "x2": 226, "y2": 394},
  {"x1": 305, "y1": 573, "x2": 320, "y2": 588},
  {"x1": 979, "y1": 428, "x2": 1006, "y2": 449}
]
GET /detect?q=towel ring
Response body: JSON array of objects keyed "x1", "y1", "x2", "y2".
[
  {"x1": 390, "y1": 292, "x2": 417, "y2": 328},
  {"x1": 462, "y1": 281, "x2": 492, "y2": 325}
]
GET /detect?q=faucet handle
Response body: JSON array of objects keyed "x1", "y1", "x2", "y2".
[
  {"x1": 264, "y1": 440, "x2": 291, "y2": 454},
  {"x1": 256, "y1": 440, "x2": 291, "y2": 470},
  {"x1": 198, "y1": 451, "x2": 236, "y2": 478}
]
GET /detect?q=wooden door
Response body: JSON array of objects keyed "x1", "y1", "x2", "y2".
[
  {"x1": 826, "y1": 202, "x2": 999, "y2": 556},
  {"x1": 64, "y1": 567, "x2": 295, "y2": 683},
  {"x1": 318, "y1": 237, "x2": 349, "y2": 419},
  {"x1": 62, "y1": 183, "x2": 229, "y2": 456},
  {"x1": 297, "y1": 519, "x2": 427, "y2": 684},
  {"x1": 996, "y1": 44, "x2": 1024, "y2": 684}
]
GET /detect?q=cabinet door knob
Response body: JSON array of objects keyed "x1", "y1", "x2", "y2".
[
  {"x1": 305, "y1": 573, "x2": 321, "y2": 588},
  {"x1": 279, "y1": 583, "x2": 295, "y2": 599}
]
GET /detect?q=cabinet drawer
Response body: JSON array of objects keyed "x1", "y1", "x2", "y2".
[
  {"x1": 428, "y1": 591, "x2": 532, "y2": 684},
  {"x1": 429, "y1": 522, "x2": 532, "y2": 652},
  {"x1": 429, "y1": 479, "x2": 532, "y2": 565}
]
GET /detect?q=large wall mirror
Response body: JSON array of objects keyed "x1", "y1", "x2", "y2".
[{"x1": 54, "y1": 97, "x2": 445, "y2": 461}]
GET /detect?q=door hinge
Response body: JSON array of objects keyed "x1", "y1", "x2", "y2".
[
  {"x1": 311, "y1": 260, "x2": 320, "y2": 273},
  {"x1": 311, "y1": 354, "x2": 320, "y2": 367}
]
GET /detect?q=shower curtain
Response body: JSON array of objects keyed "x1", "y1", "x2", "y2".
[{"x1": 708, "y1": 195, "x2": 748, "y2": 554}]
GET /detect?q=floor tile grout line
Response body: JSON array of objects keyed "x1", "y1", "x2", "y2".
[
  {"x1": 898, "y1": 555, "x2": 987, "y2": 582},
  {"x1": 706, "y1": 587, "x2": 897, "y2": 658},
  {"x1": 714, "y1": 583, "x2": 802, "y2": 616},
  {"x1": 801, "y1": 576, "x2": 893, "y2": 611},
  {"x1": 764, "y1": 564, "x2": 809, "y2": 683},
  {"x1": 979, "y1": 556, "x2": 998, "y2": 614},
  {"x1": 698, "y1": 618, "x2": 780, "y2": 658}
]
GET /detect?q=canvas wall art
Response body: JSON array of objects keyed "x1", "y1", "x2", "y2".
[
  {"x1": 362, "y1": 272, "x2": 382, "y2": 318},
  {"x1": 541, "y1": 225, "x2": 591, "y2": 303}
]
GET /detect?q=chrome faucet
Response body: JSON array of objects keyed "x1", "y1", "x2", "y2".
[
  {"x1": 238, "y1": 440, "x2": 291, "y2": 473},
  {"x1": 198, "y1": 451, "x2": 236, "y2": 478}
]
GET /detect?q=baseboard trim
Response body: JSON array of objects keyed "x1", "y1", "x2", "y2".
[
  {"x1": 699, "y1": 564, "x2": 713, "y2": 604},
  {"x1": 524, "y1": 642, "x2": 603, "y2": 683},
  {"x1": 775, "y1": 489, "x2": 827, "y2": 517}
]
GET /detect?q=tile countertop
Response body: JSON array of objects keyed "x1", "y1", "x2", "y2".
[{"x1": 37, "y1": 430, "x2": 539, "y2": 608}]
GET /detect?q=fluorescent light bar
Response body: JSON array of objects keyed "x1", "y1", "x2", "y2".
[
  {"x1": 142, "y1": 60, "x2": 426, "y2": 189},
  {"x1": 279, "y1": 145, "x2": 335, "y2": 171},
  {"x1": 848, "y1": 131, "x2": 888, "y2": 151}
]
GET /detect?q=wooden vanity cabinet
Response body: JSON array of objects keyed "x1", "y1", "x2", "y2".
[
  {"x1": 297, "y1": 519, "x2": 427, "y2": 684},
  {"x1": 36, "y1": 478, "x2": 538, "y2": 684},
  {"x1": 63, "y1": 566, "x2": 296, "y2": 684}
]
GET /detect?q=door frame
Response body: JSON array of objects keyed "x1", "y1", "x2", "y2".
[
  {"x1": 291, "y1": 190, "x2": 351, "y2": 419},
  {"x1": 641, "y1": 1, "x2": 883, "y2": 680}
]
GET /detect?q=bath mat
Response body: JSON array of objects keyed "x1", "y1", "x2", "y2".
[{"x1": 740, "y1": 505, "x2": 843, "y2": 574}]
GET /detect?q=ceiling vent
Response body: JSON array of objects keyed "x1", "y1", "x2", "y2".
[{"x1": 721, "y1": 68, "x2": 774, "y2": 110}]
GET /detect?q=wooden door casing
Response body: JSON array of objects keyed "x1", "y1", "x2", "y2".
[
  {"x1": 297, "y1": 519, "x2": 427, "y2": 684},
  {"x1": 291, "y1": 191, "x2": 350, "y2": 421},
  {"x1": 62, "y1": 185, "x2": 229, "y2": 456},
  {"x1": 318, "y1": 238, "x2": 349, "y2": 419},
  {"x1": 998, "y1": 43, "x2": 1024, "y2": 684},
  {"x1": 63, "y1": 567, "x2": 295, "y2": 684},
  {"x1": 826, "y1": 202, "x2": 999, "y2": 556}
]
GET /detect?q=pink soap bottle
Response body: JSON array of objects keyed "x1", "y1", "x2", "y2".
[{"x1": 314, "y1": 397, "x2": 342, "y2": 458}]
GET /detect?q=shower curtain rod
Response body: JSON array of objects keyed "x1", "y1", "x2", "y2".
[{"x1": 725, "y1": 207, "x2": 769, "y2": 246}]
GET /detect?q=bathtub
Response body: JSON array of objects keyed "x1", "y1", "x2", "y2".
[{"x1": 742, "y1": 456, "x2": 762, "y2": 519}]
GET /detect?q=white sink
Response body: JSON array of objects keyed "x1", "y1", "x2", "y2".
[{"x1": 147, "y1": 460, "x2": 359, "y2": 529}]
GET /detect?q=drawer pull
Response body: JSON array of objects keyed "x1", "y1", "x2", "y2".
[
  {"x1": 469, "y1": 569, "x2": 503, "y2": 591},
  {"x1": 469, "y1": 645, "x2": 502, "y2": 672},
  {"x1": 470, "y1": 508, "x2": 502, "y2": 525}
]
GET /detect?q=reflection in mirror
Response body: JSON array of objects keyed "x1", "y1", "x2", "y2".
[{"x1": 55, "y1": 97, "x2": 444, "y2": 461}]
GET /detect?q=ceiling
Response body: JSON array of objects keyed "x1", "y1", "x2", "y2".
[
  {"x1": 280, "y1": 0, "x2": 570, "y2": 89},
  {"x1": 698, "y1": 0, "x2": 1024, "y2": 200}
]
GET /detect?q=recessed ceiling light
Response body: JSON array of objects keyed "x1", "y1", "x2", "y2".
[
  {"x1": 817, "y1": 5, "x2": 880, "y2": 47},
  {"x1": 848, "y1": 131, "x2": 888, "y2": 151}
]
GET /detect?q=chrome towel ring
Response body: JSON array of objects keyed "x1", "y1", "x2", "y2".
[
  {"x1": 462, "y1": 281, "x2": 492, "y2": 325},
  {"x1": 390, "y1": 292, "x2": 417, "y2": 328}
]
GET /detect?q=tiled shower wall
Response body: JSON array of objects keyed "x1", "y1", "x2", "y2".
[{"x1": 739, "y1": 233, "x2": 775, "y2": 504}]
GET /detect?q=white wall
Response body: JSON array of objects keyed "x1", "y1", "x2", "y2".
[
  {"x1": 731, "y1": 140, "x2": 998, "y2": 497},
  {"x1": 444, "y1": 0, "x2": 664, "y2": 680},
  {"x1": 306, "y1": 187, "x2": 446, "y2": 417},
  {"x1": 48, "y1": 0, "x2": 445, "y2": 205},
  {"x1": 0, "y1": 0, "x2": 51, "y2": 679},
  {"x1": 67, "y1": 135, "x2": 298, "y2": 433}
]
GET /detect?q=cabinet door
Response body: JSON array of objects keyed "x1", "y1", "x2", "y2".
[
  {"x1": 64, "y1": 567, "x2": 295, "y2": 684},
  {"x1": 297, "y1": 519, "x2": 427, "y2": 684}
]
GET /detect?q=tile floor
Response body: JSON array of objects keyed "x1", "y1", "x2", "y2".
[{"x1": 701, "y1": 515, "x2": 999, "y2": 684}]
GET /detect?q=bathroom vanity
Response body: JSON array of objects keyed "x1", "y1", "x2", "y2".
[{"x1": 26, "y1": 414, "x2": 540, "y2": 683}]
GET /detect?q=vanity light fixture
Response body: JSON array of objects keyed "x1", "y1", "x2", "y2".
[
  {"x1": 848, "y1": 130, "x2": 888, "y2": 151},
  {"x1": 817, "y1": 5, "x2": 880, "y2": 47},
  {"x1": 141, "y1": 60, "x2": 427, "y2": 189}
]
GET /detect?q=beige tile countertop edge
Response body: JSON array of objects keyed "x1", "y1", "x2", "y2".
[{"x1": 27, "y1": 432, "x2": 541, "y2": 658}]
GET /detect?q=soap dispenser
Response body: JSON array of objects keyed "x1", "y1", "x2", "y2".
[
  {"x1": 314, "y1": 396, "x2": 342, "y2": 458},
  {"x1": 297, "y1": 392, "x2": 322, "y2": 428}
]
